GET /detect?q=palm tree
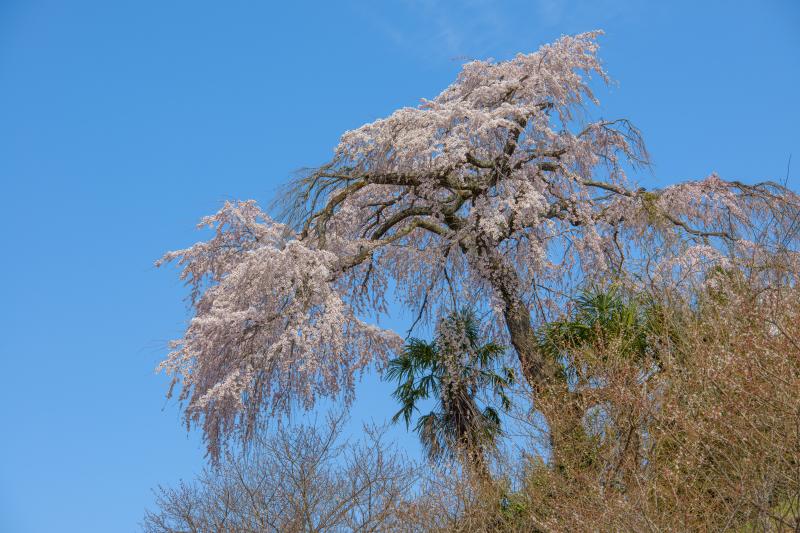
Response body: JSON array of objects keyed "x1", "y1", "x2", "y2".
[
  {"x1": 385, "y1": 309, "x2": 514, "y2": 479},
  {"x1": 538, "y1": 286, "x2": 657, "y2": 373},
  {"x1": 536, "y1": 286, "x2": 663, "y2": 480}
]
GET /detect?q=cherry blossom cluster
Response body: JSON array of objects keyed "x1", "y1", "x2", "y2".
[{"x1": 159, "y1": 201, "x2": 401, "y2": 456}]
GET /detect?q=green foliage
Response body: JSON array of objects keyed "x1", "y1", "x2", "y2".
[
  {"x1": 536, "y1": 286, "x2": 673, "y2": 391},
  {"x1": 538, "y1": 286, "x2": 652, "y2": 363},
  {"x1": 385, "y1": 309, "x2": 514, "y2": 468}
]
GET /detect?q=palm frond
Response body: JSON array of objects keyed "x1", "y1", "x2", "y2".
[{"x1": 385, "y1": 308, "x2": 514, "y2": 470}]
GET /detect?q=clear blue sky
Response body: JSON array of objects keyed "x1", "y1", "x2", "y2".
[{"x1": 1, "y1": 1, "x2": 798, "y2": 531}]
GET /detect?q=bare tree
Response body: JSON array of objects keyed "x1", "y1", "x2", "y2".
[{"x1": 143, "y1": 413, "x2": 417, "y2": 533}]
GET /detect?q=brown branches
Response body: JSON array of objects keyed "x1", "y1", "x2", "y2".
[{"x1": 144, "y1": 413, "x2": 417, "y2": 533}]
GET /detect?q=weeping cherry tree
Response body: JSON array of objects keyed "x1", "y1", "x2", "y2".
[{"x1": 157, "y1": 31, "x2": 800, "y2": 460}]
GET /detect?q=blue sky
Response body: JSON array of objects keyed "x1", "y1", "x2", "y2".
[{"x1": 1, "y1": 1, "x2": 798, "y2": 531}]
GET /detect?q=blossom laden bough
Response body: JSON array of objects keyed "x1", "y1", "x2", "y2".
[{"x1": 158, "y1": 201, "x2": 402, "y2": 457}]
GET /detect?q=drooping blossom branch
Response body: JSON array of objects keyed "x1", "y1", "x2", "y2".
[{"x1": 158, "y1": 201, "x2": 401, "y2": 457}]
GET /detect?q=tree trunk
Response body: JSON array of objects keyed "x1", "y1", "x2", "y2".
[
  {"x1": 477, "y1": 244, "x2": 552, "y2": 389},
  {"x1": 478, "y1": 245, "x2": 586, "y2": 471},
  {"x1": 466, "y1": 445, "x2": 492, "y2": 485}
]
